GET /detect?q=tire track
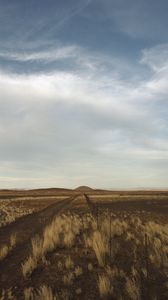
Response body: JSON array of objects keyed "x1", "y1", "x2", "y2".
[
  {"x1": 0, "y1": 194, "x2": 78, "y2": 290},
  {"x1": 84, "y1": 193, "x2": 99, "y2": 216}
]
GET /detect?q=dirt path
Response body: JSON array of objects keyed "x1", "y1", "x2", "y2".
[
  {"x1": 84, "y1": 193, "x2": 96, "y2": 213},
  {"x1": 0, "y1": 194, "x2": 79, "y2": 291}
]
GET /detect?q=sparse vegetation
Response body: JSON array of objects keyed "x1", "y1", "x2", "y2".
[
  {"x1": 0, "y1": 233, "x2": 16, "y2": 260},
  {"x1": 63, "y1": 272, "x2": 74, "y2": 286},
  {"x1": 98, "y1": 273, "x2": 112, "y2": 298},
  {"x1": 20, "y1": 208, "x2": 168, "y2": 299},
  {"x1": 0, "y1": 288, "x2": 16, "y2": 300},
  {"x1": 36, "y1": 285, "x2": 58, "y2": 300},
  {"x1": 24, "y1": 285, "x2": 58, "y2": 300},
  {"x1": 0, "y1": 199, "x2": 35, "y2": 227},
  {"x1": 1, "y1": 190, "x2": 168, "y2": 299},
  {"x1": 74, "y1": 265, "x2": 83, "y2": 277},
  {"x1": 22, "y1": 255, "x2": 38, "y2": 278},
  {"x1": 65, "y1": 256, "x2": 74, "y2": 270}
]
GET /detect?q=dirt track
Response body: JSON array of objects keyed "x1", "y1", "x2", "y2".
[
  {"x1": 1, "y1": 192, "x2": 168, "y2": 298},
  {"x1": 0, "y1": 194, "x2": 80, "y2": 291}
]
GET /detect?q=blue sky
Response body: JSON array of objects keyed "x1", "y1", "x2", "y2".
[{"x1": 0, "y1": 0, "x2": 168, "y2": 189}]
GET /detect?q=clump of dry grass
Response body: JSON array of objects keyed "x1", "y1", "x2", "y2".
[
  {"x1": 92, "y1": 231, "x2": 108, "y2": 266},
  {"x1": 74, "y1": 266, "x2": 83, "y2": 277},
  {"x1": 0, "y1": 233, "x2": 16, "y2": 261},
  {"x1": 63, "y1": 272, "x2": 74, "y2": 286},
  {"x1": 0, "y1": 290, "x2": 5, "y2": 300},
  {"x1": 10, "y1": 233, "x2": 17, "y2": 248},
  {"x1": 36, "y1": 285, "x2": 58, "y2": 300},
  {"x1": 63, "y1": 231, "x2": 75, "y2": 248},
  {"x1": 0, "y1": 288, "x2": 16, "y2": 300},
  {"x1": 24, "y1": 287, "x2": 34, "y2": 300},
  {"x1": 24, "y1": 285, "x2": 58, "y2": 300},
  {"x1": 22, "y1": 256, "x2": 38, "y2": 278},
  {"x1": 0, "y1": 245, "x2": 9, "y2": 261},
  {"x1": 22, "y1": 235, "x2": 45, "y2": 277},
  {"x1": 98, "y1": 273, "x2": 112, "y2": 298},
  {"x1": 125, "y1": 277, "x2": 140, "y2": 300},
  {"x1": 31, "y1": 235, "x2": 44, "y2": 260},
  {"x1": 85, "y1": 230, "x2": 108, "y2": 267},
  {"x1": 65, "y1": 256, "x2": 74, "y2": 270}
]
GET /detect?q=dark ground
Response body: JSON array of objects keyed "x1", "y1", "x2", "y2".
[{"x1": 0, "y1": 189, "x2": 168, "y2": 299}]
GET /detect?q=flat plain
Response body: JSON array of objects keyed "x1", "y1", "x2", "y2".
[{"x1": 0, "y1": 187, "x2": 168, "y2": 300}]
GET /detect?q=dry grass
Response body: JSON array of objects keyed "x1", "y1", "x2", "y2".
[
  {"x1": 0, "y1": 200, "x2": 35, "y2": 227},
  {"x1": 63, "y1": 272, "x2": 74, "y2": 286},
  {"x1": 19, "y1": 210, "x2": 168, "y2": 299},
  {"x1": 0, "y1": 233, "x2": 16, "y2": 261},
  {"x1": 22, "y1": 256, "x2": 38, "y2": 278},
  {"x1": 36, "y1": 285, "x2": 58, "y2": 300},
  {"x1": 65, "y1": 256, "x2": 74, "y2": 270},
  {"x1": 22, "y1": 214, "x2": 83, "y2": 277},
  {"x1": 86, "y1": 230, "x2": 108, "y2": 267},
  {"x1": 98, "y1": 273, "x2": 112, "y2": 298},
  {"x1": 125, "y1": 278, "x2": 140, "y2": 300},
  {"x1": 0, "y1": 288, "x2": 16, "y2": 300},
  {"x1": 24, "y1": 285, "x2": 58, "y2": 300},
  {"x1": 74, "y1": 265, "x2": 83, "y2": 277},
  {"x1": 24, "y1": 287, "x2": 34, "y2": 300}
]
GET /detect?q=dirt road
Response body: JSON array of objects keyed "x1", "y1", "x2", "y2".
[{"x1": 0, "y1": 194, "x2": 79, "y2": 291}]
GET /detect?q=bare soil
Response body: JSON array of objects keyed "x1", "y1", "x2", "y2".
[
  {"x1": 0, "y1": 189, "x2": 168, "y2": 299},
  {"x1": 0, "y1": 194, "x2": 82, "y2": 293}
]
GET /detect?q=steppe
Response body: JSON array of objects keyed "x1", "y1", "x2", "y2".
[{"x1": 0, "y1": 187, "x2": 168, "y2": 299}]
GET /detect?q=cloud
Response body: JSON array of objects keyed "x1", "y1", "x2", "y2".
[
  {"x1": 0, "y1": 46, "x2": 79, "y2": 63},
  {"x1": 141, "y1": 44, "x2": 168, "y2": 72},
  {"x1": 140, "y1": 44, "x2": 168, "y2": 96},
  {"x1": 0, "y1": 43, "x2": 168, "y2": 188},
  {"x1": 0, "y1": 0, "x2": 92, "y2": 53}
]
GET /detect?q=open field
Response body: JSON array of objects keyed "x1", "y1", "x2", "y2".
[{"x1": 0, "y1": 188, "x2": 168, "y2": 299}]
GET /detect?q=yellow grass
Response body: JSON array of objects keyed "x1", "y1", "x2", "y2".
[
  {"x1": 0, "y1": 233, "x2": 17, "y2": 261},
  {"x1": 98, "y1": 273, "x2": 112, "y2": 298},
  {"x1": 19, "y1": 210, "x2": 168, "y2": 299}
]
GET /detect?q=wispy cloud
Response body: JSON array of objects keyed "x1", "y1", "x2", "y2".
[
  {"x1": 140, "y1": 44, "x2": 168, "y2": 96},
  {"x1": 0, "y1": 1, "x2": 168, "y2": 189},
  {"x1": 0, "y1": 45, "x2": 79, "y2": 62},
  {"x1": 0, "y1": 43, "x2": 168, "y2": 188},
  {"x1": 0, "y1": 0, "x2": 92, "y2": 53},
  {"x1": 141, "y1": 44, "x2": 168, "y2": 72}
]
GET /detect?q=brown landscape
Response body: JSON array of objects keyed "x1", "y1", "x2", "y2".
[{"x1": 0, "y1": 187, "x2": 168, "y2": 300}]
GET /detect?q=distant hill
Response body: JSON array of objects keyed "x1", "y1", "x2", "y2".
[{"x1": 74, "y1": 186, "x2": 94, "y2": 192}]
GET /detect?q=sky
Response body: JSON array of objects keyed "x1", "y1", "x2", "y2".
[{"x1": 0, "y1": 0, "x2": 168, "y2": 189}]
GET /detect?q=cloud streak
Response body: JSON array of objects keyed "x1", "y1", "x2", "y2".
[
  {"x1": 0, "y1": 46, "x2": 79, "y2": 63},
  {"x1": 0, "y1": 0, "x2": 168, "y2": 189},
  {"x1": 0, "y1": 42, "x2": 168, "y2": 188}
]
